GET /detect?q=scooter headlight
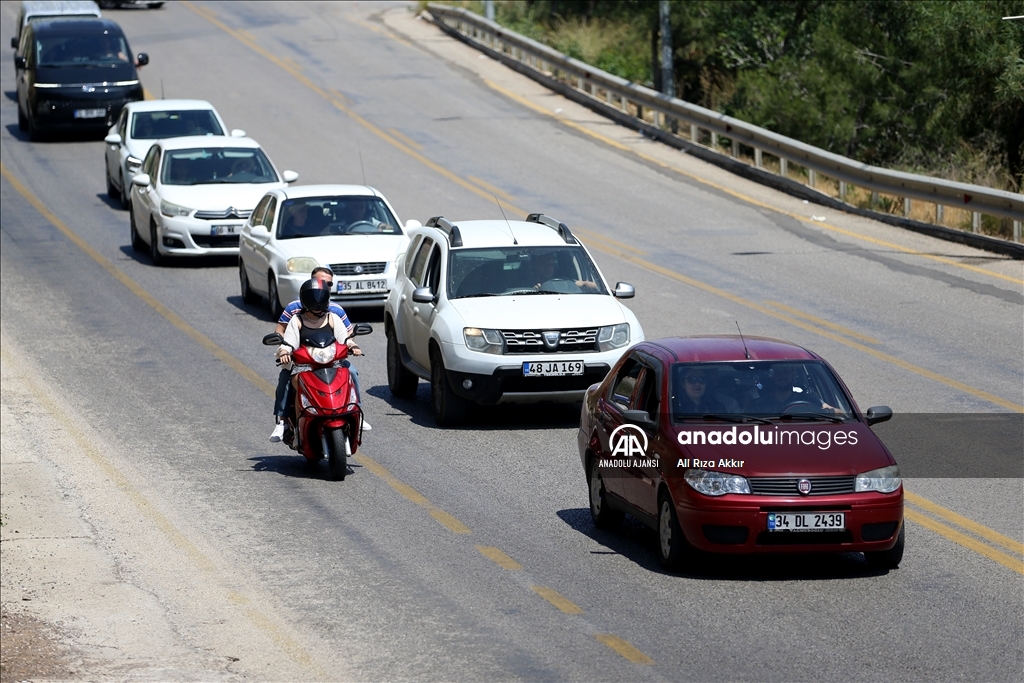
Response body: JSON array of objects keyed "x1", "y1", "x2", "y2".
[{"x1": 310, "y1": 345, "x2": 336, "y2": 364}]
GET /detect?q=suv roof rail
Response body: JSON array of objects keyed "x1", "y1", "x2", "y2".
[
  {"x1": 426, "y1": 215, "x2": 463, "y2": 248},
  {"x1": 526, "y1": 213, "x2": 577, "y2": 244}
]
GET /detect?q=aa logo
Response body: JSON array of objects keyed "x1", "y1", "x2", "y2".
[{"x1": 610, "y1": 424, "x2": 648, "y2": 458}]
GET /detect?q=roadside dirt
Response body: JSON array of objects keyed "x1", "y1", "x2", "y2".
[{"x1": 0, "y1": 605, "x2": 76, "y2": 681}]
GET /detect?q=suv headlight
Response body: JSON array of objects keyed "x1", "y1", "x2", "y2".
[
  {"x1": 855, "y1": 465, "x2": 901, "y2": 493},
  {"x1": 126, "y1": 155, "x2": 142, "y2": 173},
  {"x1": 287, "y1": 257, "x2": 320, "y2": 273},
  {"x1": 684, "y1": 469, "x2": 751, "y2": 496},
  {"x1": 160, "y1": 200, "x2": 192, "y2": 217},
  {"x1": 598, "y1": 323, "x2": 630, "y2": 351},
  {"x1": 464, "y1": 327, "x2": 503, "y2": 354}
]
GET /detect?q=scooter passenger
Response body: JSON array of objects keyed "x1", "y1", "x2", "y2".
[{"x1": 276, "y1": 278, "x2": 363, "y2": 438}]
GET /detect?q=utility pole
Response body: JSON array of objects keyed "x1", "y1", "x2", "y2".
[
  {"x1": 660, "y1": 0, "x2": 673, "y2": 98},
  {"x1": 485, "y1": 0, "x2": 495, "y2": 21}
]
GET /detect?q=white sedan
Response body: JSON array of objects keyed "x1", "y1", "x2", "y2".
[
  {"x1": 105, "y1": 99, "x2": 240, "y2": 210},
  {"x1": 239, "y1": 185, "x2": 419, "y2": 314},
  {"x1": 129, "y1": 136, "x2": 298, "y2": 265}
]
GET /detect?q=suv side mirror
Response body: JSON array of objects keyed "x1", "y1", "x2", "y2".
[
  {"x1": 250, "y1": 224, "x2": 269, "y2": 238},
  {"x1": 865, "y1": 406, "x2": 892, "y2": 426},
  {"x1": 405, "y1": 219, "x2": 422, "y2": 230},
  {"x1": 262, "y1": 333, "x2": 284, "y2": 346},
  {"x1": 14, "y1": 55, "x2": 26, "y2": 69},
  {"x1": 136, "y1": 53, "x2": 149, "y2": 67},
  {"x1": 412, "y1": 287, "x2": 435, "y2": 304},
  {"x1": 105, "y1": 133, "x2": 122, "y2": 145},
  {"x1": 613, "y1": 282, "x2": 635, "y2": 299},
  {"x1": 282, "y1": 170, "x2": 299, "y2": 183},
  {"x1": 230, "y1": 129, "x2": 246, "y2": 138}
]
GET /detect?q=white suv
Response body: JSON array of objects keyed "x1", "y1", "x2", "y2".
[{"x1": 384, "y1": 214, "x2": 644, "y2": 425}]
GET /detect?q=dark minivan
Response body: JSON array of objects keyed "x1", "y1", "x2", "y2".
[{"x1": 15, "y1": 18, "x2": 148, "y2": 140}]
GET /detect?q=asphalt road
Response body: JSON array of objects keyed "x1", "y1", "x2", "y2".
[{"x1": 1, "y1": 2, "x2": 1022, "y2": 680}]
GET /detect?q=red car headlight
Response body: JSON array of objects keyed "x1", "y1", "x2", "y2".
[{"x1": 684, "y1": 469, "x2": 751, "y2": 496}]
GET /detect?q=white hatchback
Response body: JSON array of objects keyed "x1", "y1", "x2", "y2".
[
  {"x1": 105, "y1": 99, "x2": 239, "y2": 210},
  {"x1": 238, "y1": 185, "x2": 420, "y2": 315},
  {"x1": 128, "y1": 136, "x2": 297, "y2": 265}
]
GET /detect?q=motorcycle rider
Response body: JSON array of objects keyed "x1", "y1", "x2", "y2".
[
  {"x1": 276, "y1": 278, "x2": 363, "y2": 445},
  {"x1": 270, "y1": 268, "x2": 366, "y2": 441}
]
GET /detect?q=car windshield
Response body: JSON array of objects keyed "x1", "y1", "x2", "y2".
[
  {"x1": 448, "y1": 246, "x2": 608, "y2": 298},
  {"x1": 35, "y1": 31, "x2": 130, "y2": 67},
  {"x1": 131, "y1": 110, "x2": 223, "y2": 140},
  {"x1": 671, "y1": 361, "x2": 855, "y2": 422},
  {"x1": 275, "y1": 197, "x2": 401, "y2": 239},
  {"x1": 161, "y1": 148, "x2": 278, "y2": 185}
]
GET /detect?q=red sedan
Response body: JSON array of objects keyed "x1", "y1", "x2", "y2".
[{"x1": 577, "y1": 335, "x2": 904, "y2": 570}]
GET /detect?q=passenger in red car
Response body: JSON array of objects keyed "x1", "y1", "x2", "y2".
[{"x1": 676, "y1": 369, "x2": 728, "y2": 414}]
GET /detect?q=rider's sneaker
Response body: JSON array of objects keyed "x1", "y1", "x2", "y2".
[
  {"x1": 362, "y1": 419, "x2": 372, "y2": 432},
  {"x1": 269, "y1": 421, "x2": 285, "y2": 442}
]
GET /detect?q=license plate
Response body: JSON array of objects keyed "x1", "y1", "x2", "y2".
[
  {"x1": 337, "y1": 279, "x2": 387, "y2": 293},
  {"x1": 767, "y1": 512, "x2": 845, "y2": 532},
  {"x1": 73, "y1": 108, "x2": 105, "y2": 119},
  {"x1": 522, "y1": 360, "x2": 584, "y2": 377},
  {"x1": 211, "y1": 224, "x2": 239, "y2": 235}
]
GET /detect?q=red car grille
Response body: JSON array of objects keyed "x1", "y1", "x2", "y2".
[{"x1": 748, "y1": 476, "x2": 856, "y2": 496}]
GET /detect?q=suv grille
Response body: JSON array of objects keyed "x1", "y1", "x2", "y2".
[
  {"x1": 748, "y1": 476, "x2": 856, "y2": 496},
  {"x1": 501, "y1": 328, "x2": 600, "y2": 354},
  {"x1": 194, "y1": 208, "x2": 252, "y2": 220},
  {"x1": 331, "y1": 262, "x2": 387, "y2": 276}
]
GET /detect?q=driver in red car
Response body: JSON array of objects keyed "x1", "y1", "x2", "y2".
[{"x1": 762, "y1": 365, "x2": 836, "y2": 413}]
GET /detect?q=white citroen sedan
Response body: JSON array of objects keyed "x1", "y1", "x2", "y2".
[
  {"x1": 105, "y1": 99, "x2": 240, "y2": 210},
  {"x1": 239, "y1": 185, "x2": 419, "y2": 314},
  {"x1": 129, "y1": 136, "x2": 297, "y2": 265}
]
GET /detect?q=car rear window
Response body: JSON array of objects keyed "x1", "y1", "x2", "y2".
[{"x1": 132, "y1": 110, "x2": 224, "y2": 140}]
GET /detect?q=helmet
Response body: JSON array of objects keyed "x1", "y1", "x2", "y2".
[{"x1": 299, "y1": 278, "x2": 331, "y2": 313}]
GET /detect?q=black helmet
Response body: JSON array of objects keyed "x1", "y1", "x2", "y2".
[{"x1": 299, "y1": 278, "x2": 331, "y2": 313}]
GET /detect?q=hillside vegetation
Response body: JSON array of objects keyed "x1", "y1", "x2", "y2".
[{"x1": 450, "y1": 1, "x2": 1023, "y2": 194}]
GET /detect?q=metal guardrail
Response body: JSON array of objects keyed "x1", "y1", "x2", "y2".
[{"x1": 428, "y1": 4, "x2": 1024, "y2": 247}]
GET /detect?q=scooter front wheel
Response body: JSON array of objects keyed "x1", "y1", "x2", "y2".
[{"x1": 326, "y1": 427, "x2": 350, "y2": 481}]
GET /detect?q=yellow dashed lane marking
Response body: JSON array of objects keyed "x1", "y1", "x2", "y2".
[
  {"x1": 905, "y1": 491, "x2": 1024, "y2": 556},
  {"x1": 905, "y1": 509, "x2": 1024, "y2": 576},
  {"x1": 595, "y1": 633, "x2": 654, "y2": 665},
  {"x1": 763, "y1": 300, "x2": 881, "y2": 345},
  {"x1": 476, "y1": 545, "x2": 523, "y2": 570},
  {"x1": 531, "y1": 586, "x2": 584, "y2": 614}
]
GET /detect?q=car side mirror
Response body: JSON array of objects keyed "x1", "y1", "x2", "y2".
[
  {"x1": 352, "y1": 323, "x2": 373, "y2": 336},
  {"x1": 262, "y1": 333, "x2": 284, "y2": 346},
  {"x1": 282, "y1": 170, "x2": 298, "y2": 183},
  {"x1": 613, "y1": 282, "x2": 635, "y2": 299},
  {"x1": 136, "y1": 53, "x2": 149, "y2": 66},
  {"x1": 14, "y1": 55, "x2": 26, "y2": 69},
  {"x1": 230, "y1": 128, "x2": 246, "y2": 137},
  {"x1": 404, "y1": 219, "x2": 422, "y2": 230},
  {"x1": 412, "y1": 287, "x2": 434, "y2": 304},
  {"x1": 865, "y1": 406, "x2": 892, "y2": 426},
  {"x1": 132, "y1": 173, "x2": 151, "y2": 187},
  {"x1": 250, "y1": 224, "x2": 269, "y2": 237},
  {"x1": 622, "y1": 409, "x2": 655, "y2": 429},
  {"x1": 105, "y1": 133, "x2": 122, "y2": 145}
]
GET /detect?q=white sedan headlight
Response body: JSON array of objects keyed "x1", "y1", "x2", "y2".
[
  {"x1": 684, "y1": 469, "x2": 751, "y2": 496},
  {"x1": 287, "y1": 257, "x2": 320, "y2": 273},
  {"x1": 855, "y1": 465, "x2": 901, "y2": 493},
  {"x1": 160, "y1": 200, "x2": 192, "y2": 218},
  {"x1": 597, "y1": 323, "x2": 630, "y2": 351},
  {"x1": 310, "y1": 345, "x2": 336, "y2": 364}
]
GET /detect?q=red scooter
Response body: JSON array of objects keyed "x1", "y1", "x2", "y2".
[{"x1": 263, "y1": 323, "x2": 372, "y2": 480}]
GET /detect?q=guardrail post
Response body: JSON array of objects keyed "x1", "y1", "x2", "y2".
[
  {"x1": 731, "y1": 138, "x2": 738, "y2": 157},
  {"x1": 904, "y1": 198, "x2": 912, "y2": 217},
  {"x1": 754, "y1": 148, "x2": 763, "y2": 168},
  {"x1": 972, "y1": 212, "x2": 981, "y2": 234},
  {"x1": 690, "y1": 123, "x2": 698, "y2": 143},
  {"x1": 1014, "y1": 220, "x2": 1021, "y2": 243},
  {"x1": 936, "y1": 204, "x2": 944, "y2": 224},
  {"x1": 779, "y1": 157, "x2": 787, "y2": 177},
  {"x1": 711, "y1": 131, "x2": 718, "y2": 150},
  {"x1": 839, "y1": 181, "x2": 846, "y2": 201},
  {"x1": 870, "y1": 191, "x2": 878, "y2": 208},
  {"x1": 808, "y1": 169, "x2": 816, "y2": 188}
]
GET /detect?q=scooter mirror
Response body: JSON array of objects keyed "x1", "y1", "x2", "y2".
[
  {"x1": 262, "y1": 333, "x2": 284, "y2": 346},
  {"x1": 352, "y1": 323, "x2": 373, "y2": 336}
]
